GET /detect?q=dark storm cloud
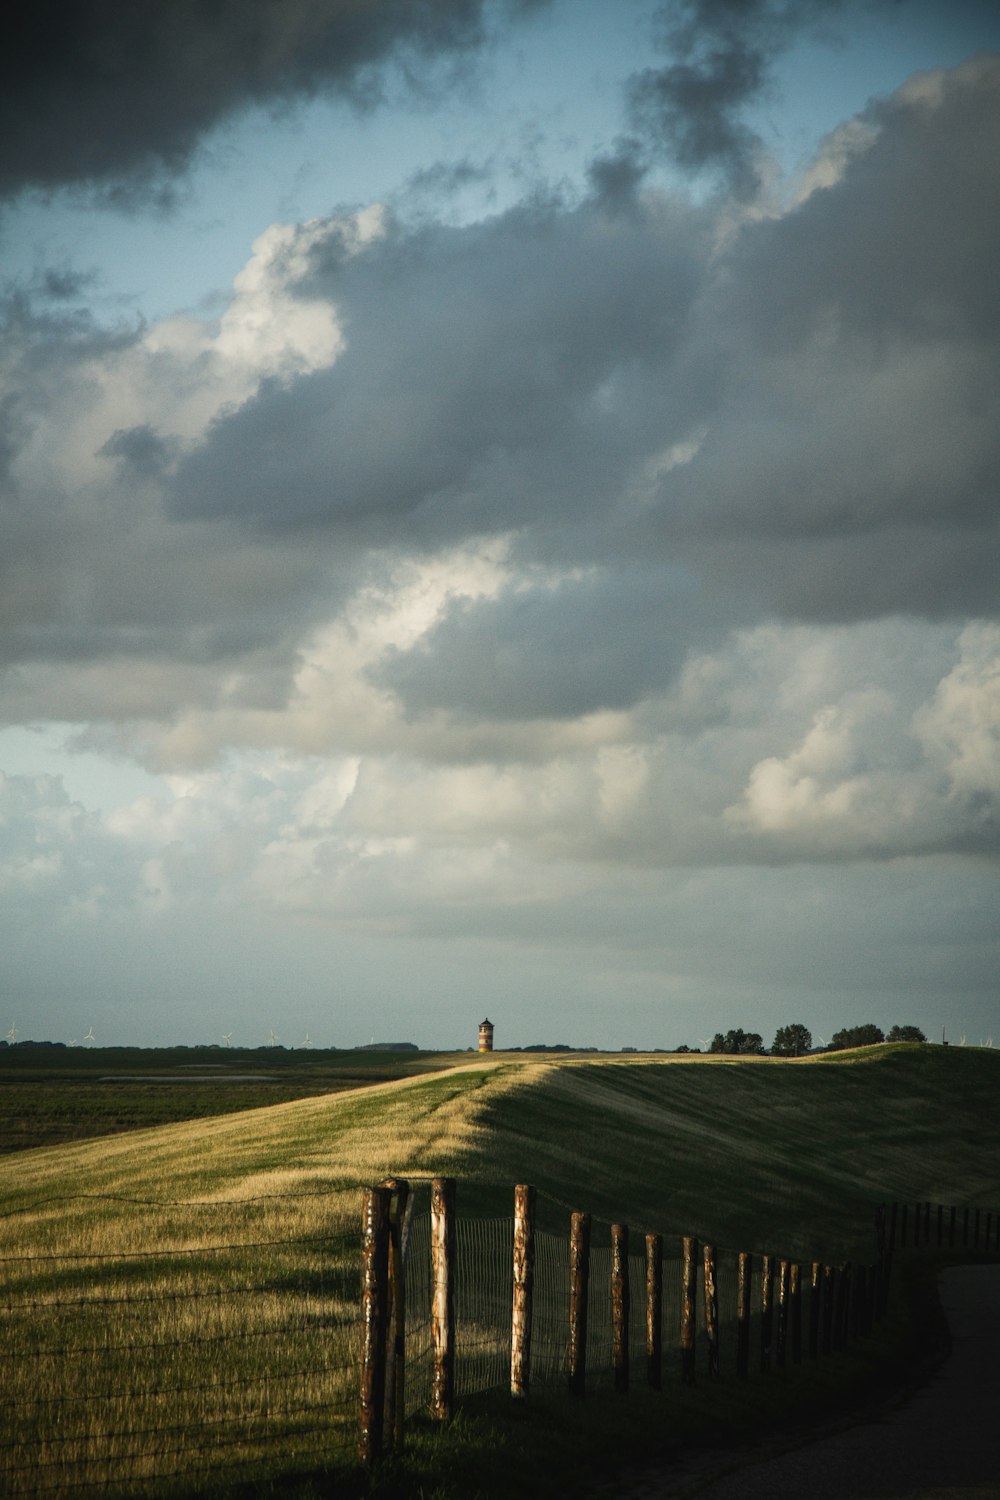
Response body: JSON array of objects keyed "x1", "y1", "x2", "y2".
[
  {"x1": 170, "y1": 194, "x2": 711, "y2": 538},
  {"x1": 647, "y1": 55, "x2": 1000, "y2": 618},
  {"x1": 374, "y1": 568, "x2": 731, "y2": 720},
  {"x1": 629, "y1": 0, "x2": 847, "y2": 192},
  {"x1": 0, "y1": 0, "x2": 547, "y2": 201}
]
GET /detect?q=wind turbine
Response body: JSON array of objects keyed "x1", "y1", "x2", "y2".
[
  {"x1": 84, "y1": 1027, "x2": 95, "y2": 1045},
  {"x1": 268, "y1": 1029, "x2": 279, "y2": 1047},
  {"x1": 222, "y1": 1033, "x2": 233, "y2": 1048},
  {"x1": 301, "y1": 1033, "x2": 313, "y2": 1049},
  {"x1": 6, "y1": 1023, "x2": 16, "y2": 1045}
]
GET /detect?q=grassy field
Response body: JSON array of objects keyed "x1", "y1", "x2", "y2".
[
  {"x1": 0, "y1": 1045, "x2": 460, "y2": 1153},
  {"x1": 0, "y1": 1043, "x2": 997, "y2": 1496}
]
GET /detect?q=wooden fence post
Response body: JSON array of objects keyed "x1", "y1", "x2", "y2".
[
  {"x1": 821, "y1": 1265, "x2": 835, "y2": 1355},
  {"x1": 900, "y1": 1203, "x2": 908, "y2": 1248},
  {"x1": 681, "y1": 1236, "x2": 698, "y2": 1385},
  {"x1": 835, "y1": 1262, "x2": 850, "y2": 1348},
  {"x1": 703, "y1": 1244, "x2": 720, "y2": 1379},
  {"x1": 759, "y1": 1254, "x2": 774, "y2": 1373},
  {"x1": 808, "y1": 1261, "x2": 821, "y2": 1358},
  {"x1": 963, "y1": 1207, "x2": 969, "y2": 1246},
  {"x1": 949, "y1": 1205, "x2": 956, "y2": 1247},
  {"x1": 775, "y1": 1259, "x2": 789, "y2": 1368},
  {"x1": 430, "y1": 1177, "x2": 456, "y2": 1423},
  {"x1": 646, "y1": 1233, "x2": 662, "y2": 1390},
  {"x1": 936, "y1": 1204, "x2": 943, "y2": 1248},
  {"x1": 359, "y1": 1185, "x2": 392, "y2": 1467},
  {"x1": 568, "y1": 1211, "x2": 591, "y2": 1397},
  {"x1": 887, "y1": 1201, "x2": 898, "y2": 1252},
  {"x1": 790, "y1": 1262, "x2": 802, "y2": 1364},
  {"x1": 974, "y1": 1209, "x2": 981, "y2": 1249},
  {"x1": 736, "y1": 1251, "x2": 752, "y2": 1378},
  {"x1": 924, "y1": 1202, "x2": 931, "y2": 1245},
  {"x1": 379, "y1": 1177, "x2": 410, "y2": 1451},
  {"x1": 612, "y1": 1223, "x2": 630, "y2": 1394},
  {"x1": 511, "y1": 1183, "x2": 536, "y2": 1399}
]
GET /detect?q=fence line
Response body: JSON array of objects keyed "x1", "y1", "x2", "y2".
[
  {"x1": 2, "y1": 1187, "x2": 996, "y2": 1494},
  {"x1": 359, "y1": 1187, "x2": 1000, "y2": 1466}
]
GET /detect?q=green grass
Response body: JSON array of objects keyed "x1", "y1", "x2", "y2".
[
  {"x1": 0, "y1": 1043, "x2": 997, "y2": 1495},
  {"x1": 0, "y1": 1046, "x2": 463, "y2": 1154}
]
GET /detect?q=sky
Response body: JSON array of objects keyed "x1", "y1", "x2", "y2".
[{"x1": 1, "y1": 0, "x2": 999, "y2": 1052}]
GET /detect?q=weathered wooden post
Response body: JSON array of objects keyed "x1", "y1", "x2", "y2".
[
  {"x1": 568, "y1": 1211, "x2": 591, "y2": 1396},
  {"x1": 703, "y1": 1244, "x2": 720, "y2": 1379},
  {"x1": 511, "y1": 1183, "x2": 536, "y2": 1399},
  {"x1": 359, "y1": 1184, "x2": 392, "y2": 1467},
  {"x1": 430, "y1": 1177, "x2": 456, "y2": 1423},
  {"x1": 646, "y1": 1233, "x2": 662, "y2": 1390},
  {"x1": 736, "y1": 1251, "x2": 752, "y2": 1378},
  {"x1": 790, "y1": 1262, "x2": 802, "y2": 1364},
  {"x1": 759, "y1": 1254, "x2": 774, "y2": 1373},
  {"x1": 379, "y1": 1176, "x2": 410, "y2": 1451},
  {"x1": 834, "y1": 1262, "x2": 850, "y2": 1348},
  {"x1": 775, "y1": 1259, "x2": 789, "y2": 1368},
  {"x1": 808, "y1": 1262, "x2": 821, "y2": 1358},
  {"x1": 612, "y1": 1223, "x2": 630, "y2": 1394},
  {"x1": 681, "y1": 1236, "x2": 698, "y2": 1385},
  {"x1": 821, "y1": 1265, "x2": 835, "y2": 1356},
  {"x1": 855, "y1": 1263, "x2": 868, "y2": 1337}
]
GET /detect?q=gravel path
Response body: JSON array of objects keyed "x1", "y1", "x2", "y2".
[{"x1": 596, "y1": 1265, "x2": 1000, "y2": 1500}]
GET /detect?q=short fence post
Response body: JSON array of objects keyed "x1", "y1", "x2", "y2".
[
  {"x1": 790, "y1": 1262, "x2": 802, "y2": 1364},
  {"x1": 887, "y1": 1201, "x2": 898, "y2": 1252},
  {"x1": 612, "y1": 1223, "x2": 630, "y2": 1394},
  {"x1": 359, "y1": 1185, "x2": 392, "y2": 1467},
  {"x1": 835, "y1": 1263, "x2": 851, "y2": 1348},
  {"x1": 974, "y1": 1209, "x2": 981, "y2": 1249},
  {"x1": 568, "y1": 1211, "x2": 591, "y2": 1397},
  {"x1": 963, "y1": 1207, "x2": 969, "y2": 1246},
  {"x1": 511, "y1": 1183, "x2": 536, "y2": 1399},
  {"x1": 924, "y1": 1202, "x2": 931, "y2": 1246},
  {"x1": 949, "y1": 1205, "x2": 956, "y2": 1247},
  {"x1": 821, "y1": 1265, "x2": 835, "y2": 1356},
  {"x1": 900, "y1": 1203, "x2": 908, "y2": 1249},
  {"x1": 646, "y1": 1233, "x2": 663, "y2": 1390},
  {"x1": 736, "y1": 1251, "x2": 752, "y2": 1378},
  {"x1": 681, "y1": 1236, "x2": 698, "y2": 1385},
  {"x1": 703, "y1": 1244, "x2": 720, "y2": 1379},
  {"x1": 430, "y1": 1176, "x2": 456, "y2": 1423},
  {"x1": 808, "y1": 1262, "x2": 821, "y2": 1358},
  {"x1": 759, "y1": 1254, "x2": 774, "y2": 1373},
  {"x1": 775, "y1": 1259, "x2": 789, "y2": 1368},
  {"x1": 379, "y1": 1176, "x2": 410, "y2": 1452}
]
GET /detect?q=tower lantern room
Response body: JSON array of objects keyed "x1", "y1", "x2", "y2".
[{"x1": 478, "y1": 1018, "x2": 494, "y2": 1053}]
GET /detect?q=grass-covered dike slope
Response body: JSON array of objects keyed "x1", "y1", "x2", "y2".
[{"x1": 1, "y1": 1043, "x2": 997, "y2": 1267}]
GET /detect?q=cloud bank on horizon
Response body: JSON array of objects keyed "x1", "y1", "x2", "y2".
[{"x1": 1, "y1": 0, "x2": 998, "y2": 1048}]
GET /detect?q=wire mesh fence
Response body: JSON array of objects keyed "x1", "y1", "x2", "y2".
[{"x1": 0, "y1": 1193, "x2": 362, "y2": 1497}]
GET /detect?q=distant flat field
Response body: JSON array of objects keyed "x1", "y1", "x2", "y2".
[{"x1": 0, "y1": 1045, "x2": 462, "y2": 1152}]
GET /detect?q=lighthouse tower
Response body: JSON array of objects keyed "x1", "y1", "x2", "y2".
[{"x1": 478, "y1": 1018, "x2": 494, "y2": 1053}]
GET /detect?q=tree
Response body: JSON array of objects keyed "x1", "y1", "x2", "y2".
[
  {"x1": 709, "y1": 1028, "x2": 765, "y2": 1056},
  {"x1": 887, "y1": 1025, "x2": 927, "y2": 1043},
  {"x1": 827, "y1": 1023, "x2": 885, "y2": 1051},
  {"x1": 771, "y1": 1023, "x2": 812, "y2": 1057}
]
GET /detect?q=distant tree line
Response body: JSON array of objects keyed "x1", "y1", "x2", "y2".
[{"x1": 705, "y1": 1022, "x2": 927, "y2": 1056}]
